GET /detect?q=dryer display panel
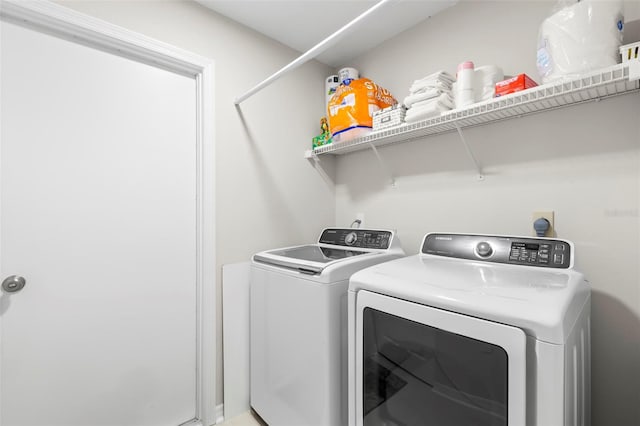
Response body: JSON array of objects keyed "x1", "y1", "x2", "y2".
[
  {"x1": 362, "y1": 308, "x2": 508, "y2": 425},
  {"x1": 422, "y1": 233, "x2": 571, "y2": 268}
]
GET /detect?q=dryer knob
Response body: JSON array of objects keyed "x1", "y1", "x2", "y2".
[
  {"x1": 476, "y1": 241, "x2": 493, "y2": 257},
  {"x1": 345, "y1": 232, "x2": 358, "y2": 246}
]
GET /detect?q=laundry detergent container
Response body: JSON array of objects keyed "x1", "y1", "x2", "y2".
[{"x1": 537, "y1": 0, "x2": 624, "y2": 83}]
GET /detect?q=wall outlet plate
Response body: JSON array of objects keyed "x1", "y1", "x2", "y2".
[{"x1": 532, "y1": 211, "x2": 555, "y2": 237}]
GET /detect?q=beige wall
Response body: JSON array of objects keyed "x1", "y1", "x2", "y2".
[
  {"x1": 336, "y1": 1, "x2": 640, "y2": 425},
  {"x1": 56, "y1": 0, "x2": 335, "y2": 410}
]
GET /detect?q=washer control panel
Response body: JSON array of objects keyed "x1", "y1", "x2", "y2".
[
  {"x1": 319, "y1": 228, "x2": 392, "y2": 249},
  {"x1": 422, "y1": 233, "x2": 571, "y2": 268}
]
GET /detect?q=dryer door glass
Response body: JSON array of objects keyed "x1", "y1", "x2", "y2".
[{"x1": 362, "y1": 308, "x2": 508, "y2": 426}]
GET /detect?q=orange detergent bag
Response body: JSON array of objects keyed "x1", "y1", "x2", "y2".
[{"x1": 327, "y1": 78, "x2": 397, "y2": 142}]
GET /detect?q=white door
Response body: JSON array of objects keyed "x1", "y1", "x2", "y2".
[{"x1": 1, "y1": 17, "x2": 202, "y2": 426}]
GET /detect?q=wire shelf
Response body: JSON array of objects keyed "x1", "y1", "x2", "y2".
[{"x1": 305, "y1": 63, "x2": 640, "y2": 158}]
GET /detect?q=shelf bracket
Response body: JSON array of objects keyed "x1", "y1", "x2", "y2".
[
  {"x1": 305, "y1": 149, "x2": 334, "y2": 187},
  {"x1": 368, "y1": 143, "x2": 396, "y2": 187},
  {"x1": 455, "y1": 124, "x2": 484, "y2": 181}
]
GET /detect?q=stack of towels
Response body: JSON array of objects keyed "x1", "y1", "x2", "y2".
[{"x1": 403, "y1": 71, "x2": 455, "y2": 123}]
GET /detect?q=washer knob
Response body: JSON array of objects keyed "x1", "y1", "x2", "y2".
[
  {"x1": 476, "y1": 241, "x2": 493, "y2": 257},
  {"x1": 345, "y1": 232, "x2": 358, "y2": 246}
]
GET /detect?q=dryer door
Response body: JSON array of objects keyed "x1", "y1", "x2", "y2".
[{"x1": 354, "y1": 290, "x2": 526, "y2": 426}]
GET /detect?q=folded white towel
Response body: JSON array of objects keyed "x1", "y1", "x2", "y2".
[
  {"x1": 412, "y1": 70, "x2": 456, "y2": 85},
  {"x1": 411, "y1": 92, "x2": 455, "y2": 110},
  {"x1": 404, "y1": 88, "x2": 442, "y2": 108},
  {"x1": 404, "y1": 93, "x2": 454, "y2": 123},
  {"x1": 404, "y1": 103, "x2": 448, "y2": 123},
  {"x1": 410, "y1": 78, "x2": 452, "y2": 94}
]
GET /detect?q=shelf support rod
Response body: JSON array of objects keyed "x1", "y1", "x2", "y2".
[
  {"x1": 233, "y1": 0, "x2": 396, "y2": 105},
  {"x1": 368, "y1": 143, "x2": 395, "y2": 187},
  {"x1": 455, "y1": 123, "x2": 484, "y2": 181},
  {"x1": 306, "y1": 150, "x2": 334, "y2": 187}
]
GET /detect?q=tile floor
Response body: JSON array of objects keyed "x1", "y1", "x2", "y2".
[{"x1": 218, "y1": 410, "x2": 266, "y2": 426}]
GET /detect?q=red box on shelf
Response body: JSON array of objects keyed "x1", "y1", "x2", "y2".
[{"x1": 495, "y1": 74, "x2": 538, "y2": 97}]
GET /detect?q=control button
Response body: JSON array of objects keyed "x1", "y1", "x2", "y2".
[
  {"x1": 554, "y1": 253, "x2": 564, "y2": 264},
  {"x1": 345, "y1": 232, "x2": 358, "y2": 246},
  {"x1": 555, "y1": 244, "x2": 565, "y2": 251},
  {"x1": 476, "y1": 242, "x2": 493, "y2": 257}
]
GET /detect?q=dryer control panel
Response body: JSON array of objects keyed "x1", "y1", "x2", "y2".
[
  {"x1": 319, "y1": 228, "x2": 392, "y2": 249},
  {"x1": 422, "y1": 233, "x2": 572, "y2": 268}
]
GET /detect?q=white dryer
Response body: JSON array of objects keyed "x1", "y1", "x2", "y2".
[
  {"x1": 348, "y1": 233, "x2": 591, "y2": 426},
  {"x1": 251, "y1": 228, "x2": 404, "y2": 426}
]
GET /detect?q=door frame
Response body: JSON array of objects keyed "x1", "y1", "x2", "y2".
[{"x1": 0, "y1": 1, "x2": 217, "y2": 424}]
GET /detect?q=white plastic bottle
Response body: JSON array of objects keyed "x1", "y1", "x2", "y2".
[{"x1": 456, "y1": 61, "x2": 475, "y2": 108}]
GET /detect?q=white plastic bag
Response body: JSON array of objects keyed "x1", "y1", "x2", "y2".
[{"x1": 537, "y1": 0, "x2": 624, "y2": 83}]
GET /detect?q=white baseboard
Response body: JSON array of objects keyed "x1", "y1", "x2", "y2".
[{"x1": 215, "y1": 403, "x2": 224, "y2": 424}]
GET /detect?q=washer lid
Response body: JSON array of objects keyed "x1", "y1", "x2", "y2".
[
  {"x1": 253, "y1": 228, "x2": 404, "y2": 276},
  {"x1": 254, "y1": 245, "x2": 369, "y2": 274},
  {"x1": 349, "y1": 254, "x2": 590, "y2": 344},
  {"x1": 265, "y1": 244, "x2": 368, "y2": 263}
]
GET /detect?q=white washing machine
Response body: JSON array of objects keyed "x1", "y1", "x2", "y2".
[
  {"x1": 348, "y1": 233, "x2": 591, "y2": 426},
  {"x1": 251, "y1": 228, "x2": 404, "y2": 426}
]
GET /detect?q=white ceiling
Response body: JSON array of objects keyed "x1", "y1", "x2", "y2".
[{"x1": 195, "y1": 0, "x2": 458, "y2": 67}]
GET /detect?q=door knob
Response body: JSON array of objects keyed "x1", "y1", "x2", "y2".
[{"x1": 2, "y1": 275, "x2": 26, "y2": 293}]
